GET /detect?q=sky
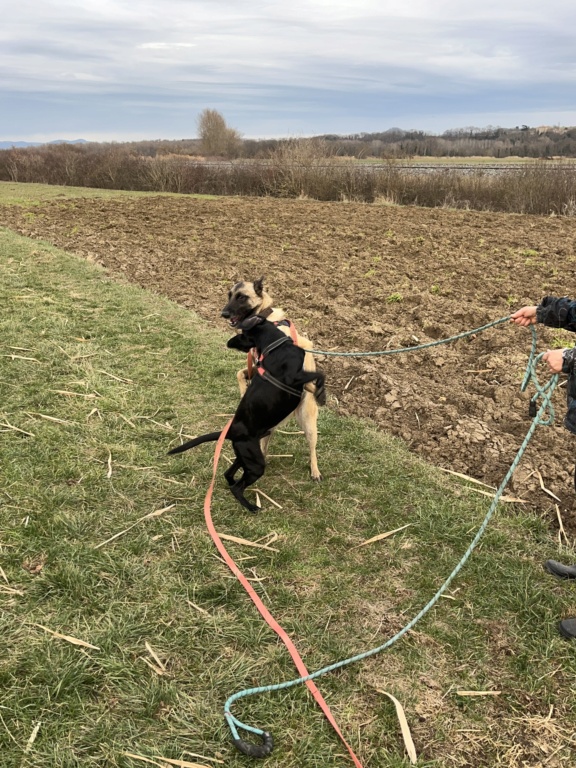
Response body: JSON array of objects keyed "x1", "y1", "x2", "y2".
[{"x1": 2, "y1": 0, "x2": 576, "y2": 143}]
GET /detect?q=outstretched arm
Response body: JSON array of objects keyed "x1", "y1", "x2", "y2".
[{"x1": 536, "y1": 296, "x2": 576, "y2": 331}]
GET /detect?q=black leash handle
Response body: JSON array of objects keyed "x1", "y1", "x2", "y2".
[{"x1": 233, "y1": 731, "x2": 274, "y2": 758}]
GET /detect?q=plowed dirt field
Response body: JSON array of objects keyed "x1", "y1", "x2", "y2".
[{"x1": 2, "y1": 194, "x2": 575, "y2": 531}]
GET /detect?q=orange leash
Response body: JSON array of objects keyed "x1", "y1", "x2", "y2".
[{"x1": 204, "y1": 421, "x2": 364, "y2": 767}]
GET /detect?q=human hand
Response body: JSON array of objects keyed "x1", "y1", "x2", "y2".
[
  {"x1": 542, "y1": 348, "x2": 565, "y2": 373},
  {"x1": 510, "y1": 305, "x2": 537, "y2": 326}
]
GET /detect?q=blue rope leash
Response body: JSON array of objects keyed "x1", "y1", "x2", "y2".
[
  {"x1": 309, "y1": 315, "x2": 511, "y2": 358},
  {"x1": 521, "y1": 326, "x2": 556, "y2": 424},
  {"x1": 225, "y1": 321, "x2": 559, "y2": 758}
]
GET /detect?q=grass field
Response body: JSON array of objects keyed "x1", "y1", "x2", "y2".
[
  {"x1": 0, "y1": 182, "x2": 163, "y2": 205},
  {"x1": 381, "y1": 157, "x2": 576, "y2": 165},
  {"x1": 1, "y1": 215, "x2": 576, "y2": 767},
  {"x1": 0, "y1": 182, "x2": 215, "y2": 206}
]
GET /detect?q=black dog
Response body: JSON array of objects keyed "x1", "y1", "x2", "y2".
[{"x1": 168, "y1": 316, "x2": 326, "y2": 512}]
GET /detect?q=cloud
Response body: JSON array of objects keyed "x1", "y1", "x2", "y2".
[
  {"x1": 2, "y1": 0, "x2": 576, "y2": 139},
  {"x1": 138, "y1": 43, "x2": 197, "y2": 50}
]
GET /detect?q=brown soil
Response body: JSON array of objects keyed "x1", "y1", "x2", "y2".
[{"x1": 2, "y1": 195, "x2": 576, "y2": 532}]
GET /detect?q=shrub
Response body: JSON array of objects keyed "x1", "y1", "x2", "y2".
[{"x1": 1, "y1": 144, "x2": 576, "y2": 216}]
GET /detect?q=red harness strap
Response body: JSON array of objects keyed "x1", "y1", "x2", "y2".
[{"x1": 204, "y1": 423, "x2": 364, "y2": 768}]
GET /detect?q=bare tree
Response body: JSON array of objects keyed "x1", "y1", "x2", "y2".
[{"x1": 197, "y1": 109, "x2": 242, "y2": 158}]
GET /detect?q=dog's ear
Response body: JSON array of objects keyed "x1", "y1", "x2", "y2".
[
  {"x1": 226, "y1": 335, "x2": 240, "y2": 350},
  {"x1": 238, "y1": 315, "x2": 265, "y2": 331},
  {"x1": 253, "y1": 276, "x2": 265, "y2": 297}
]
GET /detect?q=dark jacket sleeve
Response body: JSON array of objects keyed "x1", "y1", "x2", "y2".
[
  {"x1": 536, "y1": 296, "x2": 576, "y2": 332},
  {"x1": 561, "y1": 348, "x2": 576, "y2": 434},
  {"x1": 562, "y1": 347, "x2": 576, "y2": 374}
]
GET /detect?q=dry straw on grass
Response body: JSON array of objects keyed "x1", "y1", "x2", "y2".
[
  {"x1": 535, "y1": 468, "x2": 562, "y2": 502},
  {"x1": 24, "y1": 721, "x2": 42, "y2": 754},
  {"x1": 0, "y1": 419, "x2": 35, "y2": 436},
  {"x1": 375, "y1": 688, "x2": 417, "y2": 765},
  {"x1": 456, "y1": 690, "x2": 502, "y2": 697},
  {"x1": 216, "y1": 532, "x2": 280, "y2": 552},
  {"x1": 94, "y1": 504, "x2": 175, "y2": 549},
  {"x1": 354, "y1": 524, "x2": 412, "y2": 548},
  {"x1": 249, "y1": 487, "x2": 283, "y2": 508},
  {"x1": 123, "y1": 753, "x2": 213, "y2": 768},
  {"x1": 32, "y1": 623, "x2": 100, "y2": 650}
]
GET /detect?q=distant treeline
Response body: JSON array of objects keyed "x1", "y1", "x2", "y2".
[
  {"x1": 131, "y1": 125, "x2": 576, "y2": 159},
  {"x1": 82, "y1": 124, "x2": 576, "y2": 160},
  {"x1": 1, "y1": 139, "x2": 576, "y2": 216},
  {"x1": 86, "y1": 124, "x2": 576, "y2": 159},
  {"x1": 3, "y1": 124, "x2": 576, "y2": 161},
  {"x1": 318, "y1": 125, "x2": 576, "y2": 159}
]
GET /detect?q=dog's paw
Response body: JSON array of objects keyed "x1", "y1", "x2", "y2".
[{"x1": 310, "y1": 472, "x2": 323, "y2": 482}]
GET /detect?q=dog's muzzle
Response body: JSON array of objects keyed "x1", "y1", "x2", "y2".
[{"x1": 221, "y1": 310, "x2": 240, "y2": 327}]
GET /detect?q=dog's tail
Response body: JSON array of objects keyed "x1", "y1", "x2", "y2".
[
  {"x1": 305, "y1": 371, "x2": 326, "y2": 406},
  {"x1": 168, "y1": 431, "x2": 222, "y2": 455},
  {"x1": 314, "y1": 380, "x2": 327, "y2": 406}
]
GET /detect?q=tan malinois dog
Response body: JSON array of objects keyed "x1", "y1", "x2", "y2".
[{"x1": 221, "y1": 277, "x2": 323, "y2": 480}]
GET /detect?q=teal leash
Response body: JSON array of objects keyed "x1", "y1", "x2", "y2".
[
  {"x1": 521, "y1": 326, "x2": 556, "y2": 424},
  {"x1": 309, "y1": 315, "x2": 512, "y2": 358},
  {"x1": 226, "y1": 322, "x2": 559, "y2": 758}
]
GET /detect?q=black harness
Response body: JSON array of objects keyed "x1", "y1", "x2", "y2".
[{"x1": 254, "y1": 335, "x2": 304, "y2": 399}]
